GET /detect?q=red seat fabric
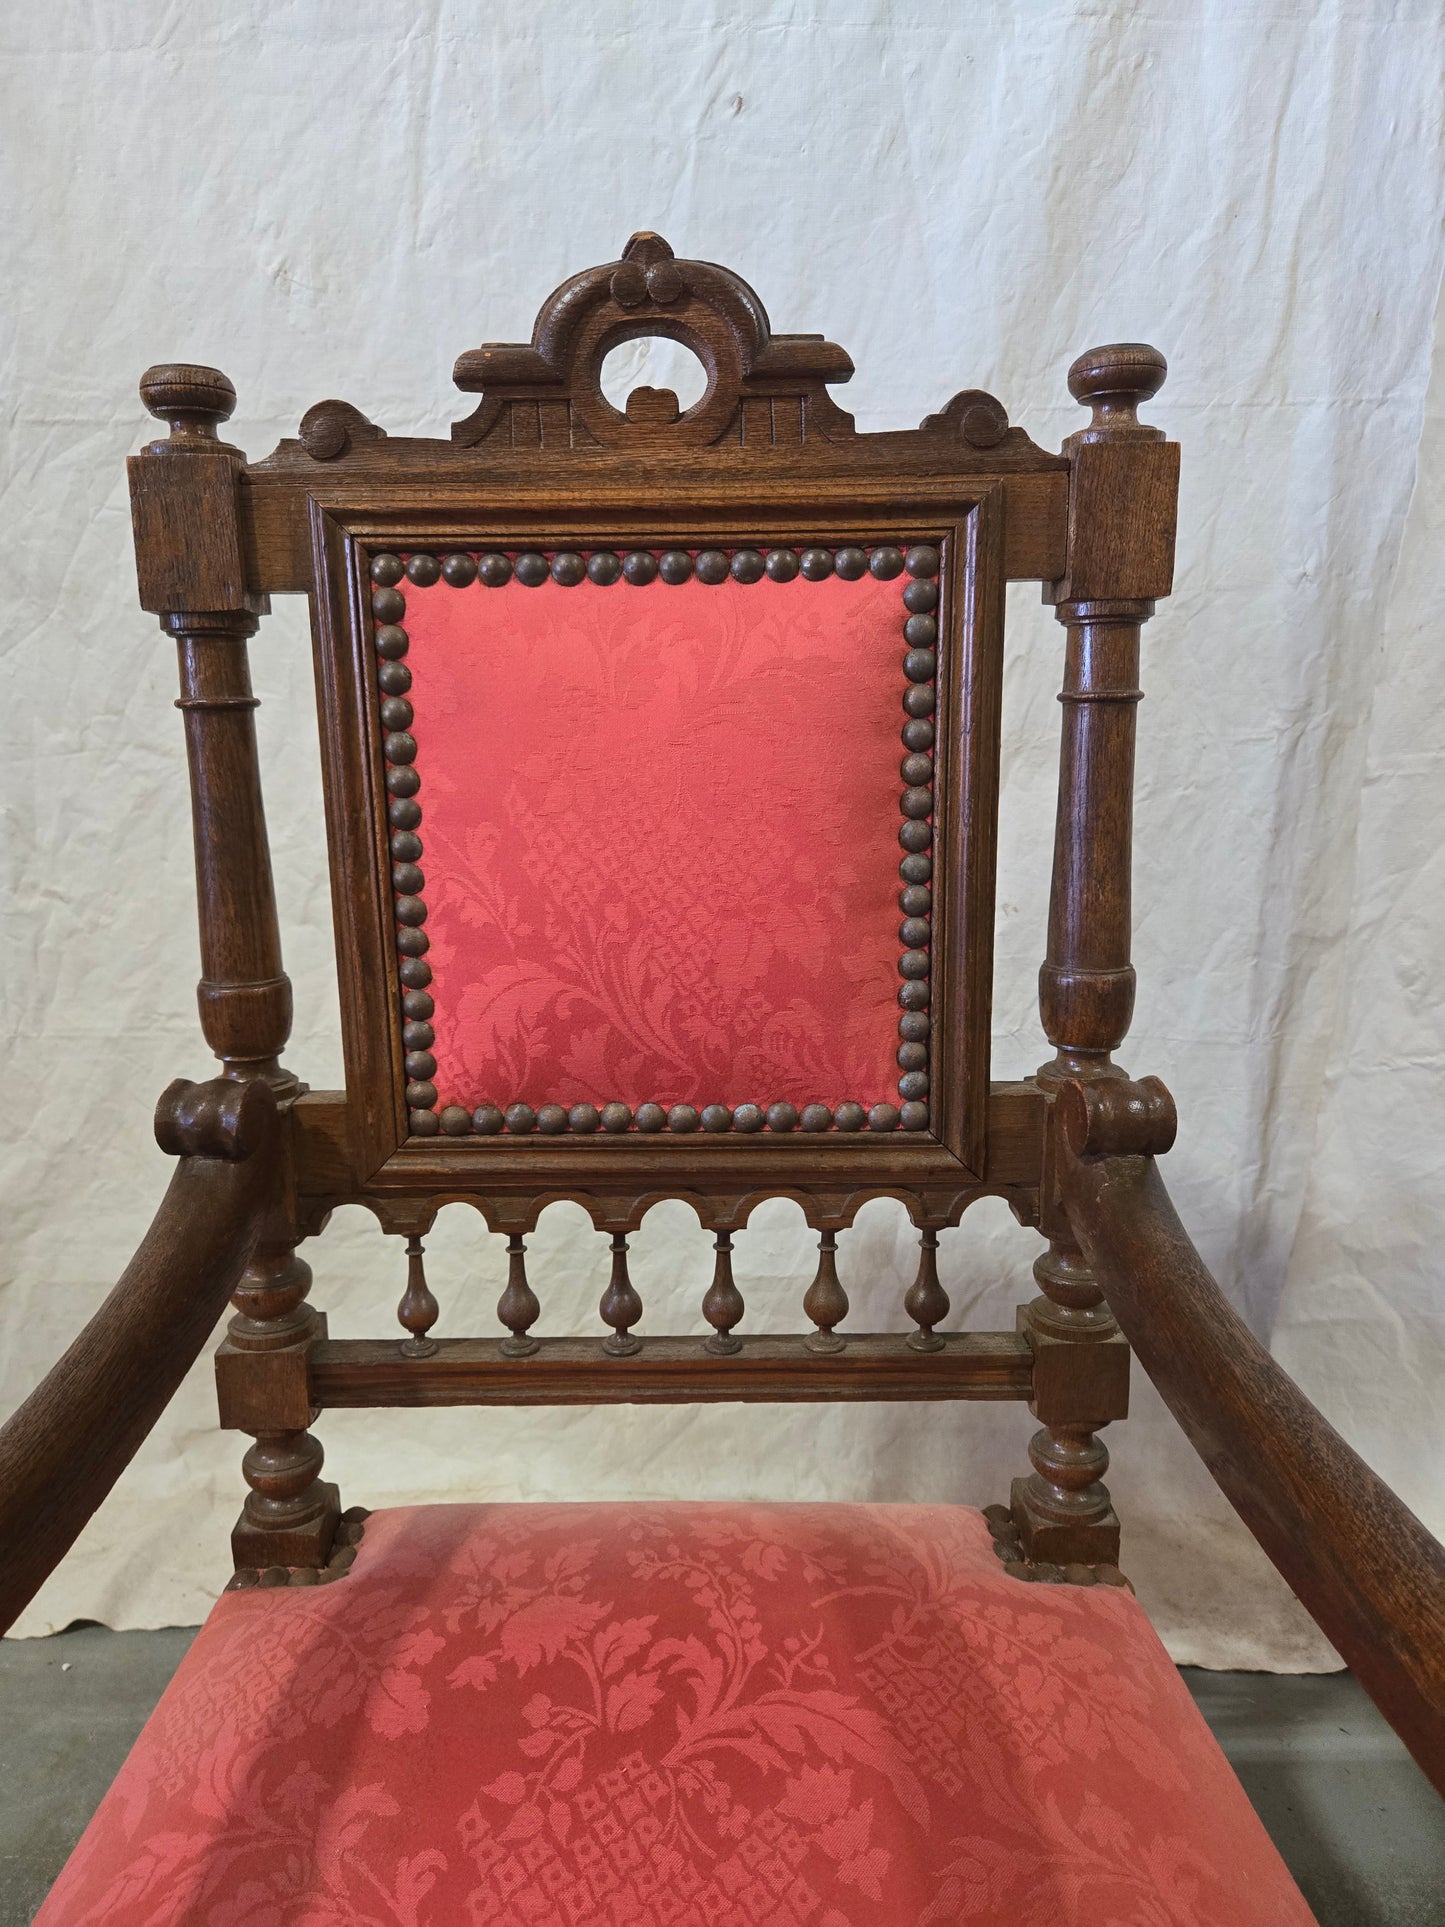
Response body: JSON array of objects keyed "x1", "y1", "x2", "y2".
[
  {"x1": 405, "y1": 567, "x2": 908, "y2": 1116},
  {"x1": 39, "y1": 1504, "x2": 1314, "y2": 1926}
]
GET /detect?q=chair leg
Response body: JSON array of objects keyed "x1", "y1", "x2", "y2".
[
  {"x1": 235, "y1": 1428, "x2": 339, "y2": 1571},
  {"x1": 1009, "y1": 1235, "x2": 1128, "y2": 1567},
  {"x1": 216, "y1": 1242, "x2": 339, "y2": 1572}
]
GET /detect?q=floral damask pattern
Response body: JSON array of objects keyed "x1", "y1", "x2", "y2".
[
  {"x1": 405, "y1": 573, "x2": 907, "y2": 1111},
  {"x1": 39, "y1": 1505, "x2": 1315, "y2": 1926}
]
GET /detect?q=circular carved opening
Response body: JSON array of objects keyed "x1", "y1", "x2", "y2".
[{"x1": 600, "y1": 337, "x2": 709, "y2": 416}]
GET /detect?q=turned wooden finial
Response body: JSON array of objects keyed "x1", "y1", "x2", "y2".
[
  {"x1": 620, "y1": 229, "x2": 676, "y2": 266},
  {"x1": 139, "y1": 363, "x2": 237, "y2": 443},
  {"x1": 1066, "y1": 343, "x2": 1167, "y2": 440}
]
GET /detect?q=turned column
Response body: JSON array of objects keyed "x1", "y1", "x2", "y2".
[
  {"x1": 131, "y1": 364, "x2": 298, "y2": 1098},
  {"x1": 1012, "y1": 344, "x2": 1179, "y2": 1566},
  {"x1": 215, "y1": 1242, "x2": 339, "y2": 1569},
  {"x1": 132, "y1": 366, "x2": 330, "y2": 1567}
]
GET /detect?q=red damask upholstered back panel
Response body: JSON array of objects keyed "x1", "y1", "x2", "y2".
[{"x1": 378, "y1": 544, "x2": 942, "y2": 1142}]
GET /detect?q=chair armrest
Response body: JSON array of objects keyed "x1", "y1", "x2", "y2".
[
  {"x1": 1058, "y1": 1084, "x2": 1445, "y2": 1797},
  {"x1": 0, "y1": 1078, "x2": 279, "y2": 1634}
]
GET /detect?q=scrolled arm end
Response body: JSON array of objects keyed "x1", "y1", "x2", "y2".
[
  {"x1": 1057, "y1": 1074, "x2": 1177, "y2": 1160},
  {"x1": 153, "y1": 1077, "x2": 278, "y2": 1161}
]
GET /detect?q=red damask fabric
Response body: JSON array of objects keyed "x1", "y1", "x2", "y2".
[
  {"x1": 40, "y1": 1504, "x2": 1313, "y2": 1926},
  {"x1": 404, "y1": 574, "x2": 906, "y2": 1112}
]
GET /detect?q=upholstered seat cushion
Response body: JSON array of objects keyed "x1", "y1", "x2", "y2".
[{"x1": 39, "y1": 1504, "x2": 1313, "y2": 1926}]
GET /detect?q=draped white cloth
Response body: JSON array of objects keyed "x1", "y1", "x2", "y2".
[{"x1": 3, "y1": 0, "x2": 1443, "y2": 1666}]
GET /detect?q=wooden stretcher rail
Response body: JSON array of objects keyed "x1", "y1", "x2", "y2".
[
  {"x1": 1063, "y1": 1142, "x2": 1445, "y2": 1799},
  {"x1": 309, "y1": 1330, "x2": 1034, "y2": 1408}
]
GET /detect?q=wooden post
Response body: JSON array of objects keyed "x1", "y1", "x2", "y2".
[
  {"x1": 215, "y1": 1241, "x2": 339, "y2": 1569},
  {"x1": 130, "y1": 365, "x2": 298, "y2": 1098},
  {"x1": 1011, "y1": 344, "x2": 1179, "y2": 1566},
  {"x1": 131, "y1": 366, "x2": 334, "y2": 1569}
]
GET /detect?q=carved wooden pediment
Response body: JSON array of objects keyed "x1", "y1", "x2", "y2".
[
  {"x1": 450, "y1": 230, "x2": 859, "y2": 450},
  {"x1": 279, "y1": 231, "x2": 1048, "y2": 470}
]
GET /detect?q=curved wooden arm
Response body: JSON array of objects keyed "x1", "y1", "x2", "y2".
[
  {"x1": 1061, "y1": 1135, "x2": 1445, "y2": 1796},
  {"x1": 0, "y1": 1079, "x2": 279, "y2": 1634}
]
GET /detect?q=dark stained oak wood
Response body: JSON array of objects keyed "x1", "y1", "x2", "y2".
[
  {"x1": 802, "y1": 1231, "x2": 848, "y2": 1350},
  {"x1": 132, "y1": 370, "x2": 298, "y2": 1099},
  {"x1": 244, "y1": 467, "x2": 1067, "y2": 596},
  {"x1": 1010, "y1": 343, "x2": 1181, "y2": 1565},
  {"x1": 702, "y1": 1232, "x2": 744, "y2": 1352},
  {"x1": 1061, "y1": 1127, "x2": 1445, "y2": 1800},
  {"x1": 396, "y1": 1234, "x2": 440, "y2": 1354},
  {"x1": 158, "y1": 271, "x2": 1132, "y2": 1584},
  {"x1": 309, "y1": 1331, "x2": 1034, "y2": 1409},
  {"x1": 599, "y1": 1233, "x2": 643, "y2": 1355},
  {"x1": 284, "y1": 1081, "x2": 1047, "y2": 1234},
  {"x1": 0, "y1": 1080, "x2": 279, "y2": 1634},
  {"x1": 497, "y1": 1234, "x2": 541, "y2": 1355},
  {"x1": 221, "y1": 1238, "x2": 340, "y2": 1571},
  {"x1": 1039, "y1": 343, "x2": 1177, "y2": 1081}
]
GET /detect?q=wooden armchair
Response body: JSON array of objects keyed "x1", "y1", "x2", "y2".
[{"x1": 4, "y1": 233, "x2": 1441, "y2": 1925}]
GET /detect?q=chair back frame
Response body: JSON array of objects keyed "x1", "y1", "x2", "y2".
[{"x1": 126, "y1": 232, "x2": 1177, "y2": 1577}]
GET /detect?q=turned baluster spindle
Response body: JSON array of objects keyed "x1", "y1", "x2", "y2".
[
  {"x1": 397, "y1": 1234, "x2": 439, "y2": 1357},
  {"x1": 240, "y1": 1429, "x2": 329, "y2": 1540},
  {"x1": 1010, "y1": 1230, "x2": 1123, "y2": 1563},
  {"x1": 1024, "y1": 1425, "x2": 1111, "y2": 1529},
  {"x1": 600, "y1": 1233, "x2": 642, "y2": 1356},
  {"x1": 803, "y1": 1230, "x2": 848, "y2": 1353},
  {"x1": 498, "y1": 1233, "x2": 540, "y2": 1356},
  {"x1": 703, "y1": 1232, "x2": 744, "y2": 1354},
  {"x1": 221, "y1": 1241, "x2": 338, "y2": 1568},
  {"x1": 905, "y1": 1228, "x2": 949, "y2": 1351},
  {"x1": 1030, "y1": 1236, "x2": 1114, "y2": 1341}
]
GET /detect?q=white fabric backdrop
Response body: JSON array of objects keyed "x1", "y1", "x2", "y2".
[{"x1": 3, "y1": 1, "x2": 1443, "y2": 1668}]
